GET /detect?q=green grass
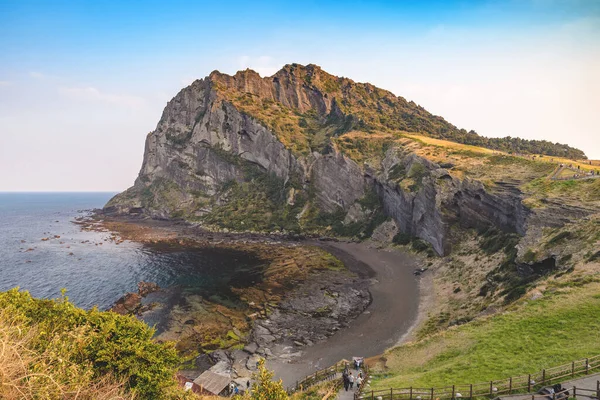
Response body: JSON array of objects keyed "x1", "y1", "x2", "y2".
[
  {"x1": 523, "y1": 178, "x2": 600, "y2": 204},
  {"x1": 372, "y1": 281, "x2": 600, "y2": 390}
]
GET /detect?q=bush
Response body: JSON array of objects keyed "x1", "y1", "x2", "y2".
[
  {"x1": 0, "y1": 313, "x2": 132, "y2": 399},
  {"x1": 0, "y1": 289, "x2": 182, "y2": 399},
  {"x1": 522, "y1": 249, "x2": 537, "y2": 263},
  {"x1": 411, "y1": 239, "x2": 431, "y2": 253},
  {"x1": 235, "y1": 359, "x2": 288, "y2": 400},
  {"x1": 393, "y1": 232, "x2": 412, "y2": 245},
  {"x1": 546, "y1": 231, "x2": 572, "y2": 247}
]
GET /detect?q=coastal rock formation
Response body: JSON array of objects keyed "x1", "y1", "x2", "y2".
[
  {"x1": 250, "y1": 269, "x2": 370, "y2": 349},
  {"x1": 105, "y1": 64, "x2": 591, "y2": 256},
  {"x1": 111, "y1": 281, "x2": 160, "y2": 315}
]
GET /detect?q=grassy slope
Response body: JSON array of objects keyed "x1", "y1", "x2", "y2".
[
  {"x1": 353, "y1": 135, "x2": 600, "y2": 391},
  {"x1": 372, "y1": 278, "x2": 600, "y2": 389},
  {"x1": 342, "y1": 132, "x2": 599, "y2": 207}
]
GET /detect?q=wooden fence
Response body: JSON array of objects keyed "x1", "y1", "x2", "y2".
[
  {"x1": 356, "y1": 355, "x2": 600, "y2": 400},
  {"x1": 571, "y1": 384, "x2": 600, "y2": 400},
  {"x1": 287, "y1": 359, "x2": 348, "y2": 393}
]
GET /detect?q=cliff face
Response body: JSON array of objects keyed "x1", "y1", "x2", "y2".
[{"x1": 106, "y1": 64, "x2": 587, "y2": 256}]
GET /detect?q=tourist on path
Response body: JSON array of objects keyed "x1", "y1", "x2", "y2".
[
  {"x1": 343, "y1": 374, "x2": 350, "y2": 391},
  {"x1": 349, "y1": 372, "x2": 355, "y2": 389},
  {"x1": 356, "y1": 375, "x2": 363, "y2": 391}
]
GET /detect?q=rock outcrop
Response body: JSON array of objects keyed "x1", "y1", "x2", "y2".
[{"x1": 105, "y1": 64, "x2": 586, "y2": 256}]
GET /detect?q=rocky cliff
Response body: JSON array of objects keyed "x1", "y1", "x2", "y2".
[{"x1": 106, "y1": 64, "x2": 593, "y2": 256}]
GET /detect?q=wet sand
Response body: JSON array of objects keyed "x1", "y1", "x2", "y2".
[{"x1": 267, "y1": 241, "x2": 421, "y2": 386}]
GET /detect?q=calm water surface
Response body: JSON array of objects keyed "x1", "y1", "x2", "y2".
[{"x1": 0, "y1": 192, "x2": 261, "y2": 310}]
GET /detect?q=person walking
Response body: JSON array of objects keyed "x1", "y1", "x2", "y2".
[
  {"x1": 356, "y1": 375, "x2": 363, "y2": 391},
  {"x1": 349, "y1": 372, "x2": 355, "y2": 389},
  {"x1": 343, "y1": 373, "x2": 350, "y2": 392}
]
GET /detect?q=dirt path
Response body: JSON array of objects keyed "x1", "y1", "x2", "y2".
[{"x1": 267, "y1": 242, "x2": 421, "y2": 386}]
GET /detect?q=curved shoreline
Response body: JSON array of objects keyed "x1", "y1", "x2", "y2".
[
  {"x1": 79, "y1": 215, "x2": 425, "y2": 385},
  {"x1": 267, "y1": 241, "x2": 422, "y2": 386}
]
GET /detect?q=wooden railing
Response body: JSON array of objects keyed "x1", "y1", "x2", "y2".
[
  {"x1": 355, "y1": 365, "x2": 371, "y2": 399},
  {"x1": 572, "y1": 384, "x2": 600, "y2": 399},
  {"x1": 287, "y1": 360, "x2": 348, "y2": 393},
  {"x1": 357, "y1": 355, "x2": 600, "y2": 400}
]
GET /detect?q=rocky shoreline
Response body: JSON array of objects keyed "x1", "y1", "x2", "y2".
[{"x1": 82, "y1": 212, "x2": 381, "y2": 382}]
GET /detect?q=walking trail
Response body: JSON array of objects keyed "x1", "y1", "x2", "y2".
[
  {"x1": 335, "y1": 370, "x2": 366, "y2": 400},
  {"x1": 498, "y1": 373, "x2": 600, "y2": 400}
]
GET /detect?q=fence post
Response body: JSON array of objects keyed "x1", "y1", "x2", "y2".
[
  {"x1": 552, "y1": 391, "x2": 556, "y2": 400},
  {"x1": 509, "y1": 377, "x2": 513, "y2": 394},
  {"x1": 469, "y1": 384, "x2": 473, "y2": 399},
  {"x1": 431, "y1": 387, "x2": 434, "y2": 400},
  {"x1": 452, "y1": 385, "x2": 455, "y2": 399},
  {"x1": 542, "y1": 369, "x2": 546, "y2": 384},
  {"x1": 573, "y1": 386, "x2": 577, "y2": 399},
  {"x1": 528, "y1": 374, "x2": 531, "y2": 392},
  {"x1": 586, "y1": 358, "x2": 589, "y2": 374},
  {"x1": 597, "y1": 380, "x2": 599, "y2": 400},
  {"x1": 572, "y1": 361, "x2": 575, "y2": 376},
  {"x1": 391, "y1": 388, "x2": 393, "y2": 400},
  {"x1": 409, "y1": 387, "x2": 413, "y2": 400},
  {"x1": 371, "y1": 390, "x2": 374, "y2": 400},
  {"x1": 490, "y1": 381, "x2": 493, "y2": 395}
]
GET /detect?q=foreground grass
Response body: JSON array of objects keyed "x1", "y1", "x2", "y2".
[
  {"x1": 371, "y1": 280, "x2": 600, "y2": 390},
  {"x1": 0, "y1": 289, "x2": 192, "y2": 399}
]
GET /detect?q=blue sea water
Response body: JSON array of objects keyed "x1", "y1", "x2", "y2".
[{"x1": 0, "y1": 192, "x2": 261, "y2": 310}]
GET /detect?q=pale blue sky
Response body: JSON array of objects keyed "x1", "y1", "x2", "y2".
[{"x1": 1, "y1": 0, "x2": 599, "y2": 191}]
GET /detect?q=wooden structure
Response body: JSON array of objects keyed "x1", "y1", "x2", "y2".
[{"x1": 193, "y1": 370, "x2": 232, "y2": 396}]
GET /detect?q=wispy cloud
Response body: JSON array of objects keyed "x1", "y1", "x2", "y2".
[
  {"x1": 0, "y1": 81, "x2": 12, "y2": 87},
  {"x1": 237, "y1": 56, "x2": 280, "y2": 77},
  {"x1": 58, "y1": 86, "x2": 146, "y2": 109},
  {"x1": 29, "y1": 71, "x2": 44, "y2": 79}
]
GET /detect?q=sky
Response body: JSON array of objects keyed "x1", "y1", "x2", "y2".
[{"x1": 0, "y1": 0, "x2": 599, "y2": 191}]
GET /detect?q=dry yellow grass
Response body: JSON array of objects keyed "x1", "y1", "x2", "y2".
[
  {"x1": 404, "y1": 133, "x2": 597, "y2": 172},
  {"x1": 403, "y1": 134, "x2": 496, "y2": 155},
  {"x1": 0, "y1": 314, "x2": 132, "y2": 400},
  {"x1": 545, "y1": 155, "x2": 597, "y2": 172}
]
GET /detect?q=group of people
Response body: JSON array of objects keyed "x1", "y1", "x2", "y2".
[{"x1": 342, "y1": 358, "x2": 364, "y2": 392}]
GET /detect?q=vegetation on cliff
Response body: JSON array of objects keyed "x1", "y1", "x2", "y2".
[
  {"x1": 211, "y1": 64, "x2": 586, "y2": 159},
  {"x1": 107, "y1": 63, "x2": 596, "y2": 249}
]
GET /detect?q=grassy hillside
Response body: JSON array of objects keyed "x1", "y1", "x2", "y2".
[
  {"x1": 371, "y1": 275, "x2": 600, "y2": 389},
  {"x1": 335, "y1": 131, "x2": 599, "y2": 207}
]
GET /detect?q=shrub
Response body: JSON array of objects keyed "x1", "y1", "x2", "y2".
[
  {"x1": 522, "y1": 249, "x2": 537, "y2": 263},
  {"x1": 235, "y1": 359, "x2": 288, "y2": 400},
  {"x1": 588, "y1": 251, "x2": 600, "y2": 262},
  {"x1": 0, "y1": 289, "x2": 182, "y2": 399},
  {"x1": 411, "y1": 239, "x2": 431, "y2": 253},
  {"x1": 546, "y1": 231, "x2": 572, "y2": 247},
  {"x1": 393, "y1": 232, "x2": 412, "y2": 245},
  {"x1": 0, "y1": 313, "x2": 132, "y2": 399}
]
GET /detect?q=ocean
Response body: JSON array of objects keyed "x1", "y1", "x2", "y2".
[{"x1": 0, "y1": 192, "x2": 261, "y2": 311}]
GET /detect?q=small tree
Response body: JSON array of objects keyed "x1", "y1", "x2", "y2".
[{"x1": 237, "y1": 359, "x2": 289, "y2": 400}]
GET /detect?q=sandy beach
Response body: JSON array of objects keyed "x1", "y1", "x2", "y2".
[
  {"x1": 268, "y1": 241, "x2": 422, "y2": 386},
  {"x1": 82, "y1": 215, "x2": 426, "y2": 386}
]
